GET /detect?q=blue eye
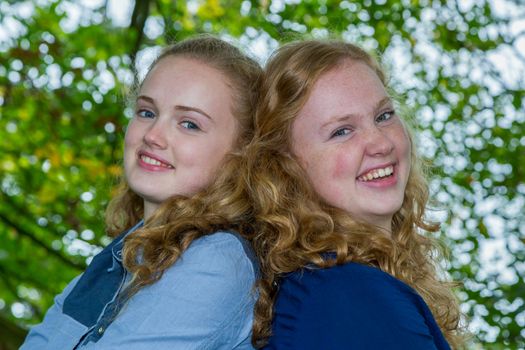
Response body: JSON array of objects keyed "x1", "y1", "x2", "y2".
[
  {"x1": 330, "y1": 128, "x2": 351, "y2": 138},
  {"x1": 180, "y1": 121, "x2": 200, "y2": 130},
  {"x1": 137, "y1": 109, "x2": 155, "y2": 119},
  {"x1": 376, "y1": 111, "x2": 395, "y2": 123}
]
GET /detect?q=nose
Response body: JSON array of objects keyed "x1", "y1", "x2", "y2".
[
  {"x1": 143, "y1": 119, "x2": 168, "y2": 149},
  {"x1": 363, "y1": 126, "x2": 394, "y2": 156}
]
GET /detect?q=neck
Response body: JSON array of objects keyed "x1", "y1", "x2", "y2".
[
  {"x1": 377, "y1": 222, "x2": 392, "y2": 236},
  {"x1": 143, "y1": 201, "x2": 158, "y2": 221},
  {"x1": 360, "y1": 214, "x2": 393, "y2": 236}
]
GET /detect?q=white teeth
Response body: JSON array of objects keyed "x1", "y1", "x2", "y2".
[
  {"x1": 358, "y1": 165, "x2": 394, "y2": 182},
  {"x1": 140, "y1": 155, "x2": 172, "y2": 168},
  {"x1": 142, "y1": 156, "x2": 161, "y2": 166}
]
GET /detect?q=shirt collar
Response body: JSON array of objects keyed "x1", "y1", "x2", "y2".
[{"x1": 111, "y1": 220, "x2": 144, "y2": 262}]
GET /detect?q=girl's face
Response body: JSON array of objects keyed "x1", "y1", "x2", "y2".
[
  {"x1": 290, "y1": 60, "x2": 411, "y2": 233},
  {"x1": 124, "y1": 56, "x2": 238, "y2": 219}
]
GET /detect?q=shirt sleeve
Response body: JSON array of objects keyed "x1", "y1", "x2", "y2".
[
  {"x1": 20, "y1": 274, "x2": 85, "y2": 350},
  {"x1": 83, "y1": 231, "x2": 257, "y2": 350},
  {"x1": 264, "y1": 263, "x2": 449, "y2": 350}
]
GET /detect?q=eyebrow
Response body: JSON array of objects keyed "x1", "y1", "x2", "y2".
[
  {"x1": 321, "y1": 96, "x2": 393, "y2": 129},
  {"x1": 137, "y1": 95, "x2": 212, "y2": 120},
  {"x1": 175, "y1": 105, "x2": 212, "y2": 120},
  {"x1": 137, "y1": 95, "x2": 154, "y2": 104}
]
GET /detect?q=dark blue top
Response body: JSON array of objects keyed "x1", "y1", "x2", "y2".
[{"x1": 264, "y1": 262, "x2": 451, "y2": 350}]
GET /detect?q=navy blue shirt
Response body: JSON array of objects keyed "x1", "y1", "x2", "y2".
[{"x1": 264, "y1": 262, "x2": 451, "y2": 350}]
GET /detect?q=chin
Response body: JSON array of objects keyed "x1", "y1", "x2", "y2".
[
  {"x1": 371, "y1": 205, "x2": 403, "y2": 219},
  {"x1": 130, "y1": 186, "x2": 168, "y2": 203}
]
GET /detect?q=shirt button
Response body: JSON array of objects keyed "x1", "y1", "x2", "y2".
[{"x1": 98, "y1": 327, "x2": 105, "y2": 334}]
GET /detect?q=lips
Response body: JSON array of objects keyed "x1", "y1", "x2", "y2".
[{"x1": 138, "y1": 151, "x2": 174, "y2": 169}]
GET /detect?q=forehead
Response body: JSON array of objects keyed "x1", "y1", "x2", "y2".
[
  {"x1": 140, "y1": 56, "x2": 232, "y2": 105},
  {"x1": 141, "y1": 56, "x2": 228, "y2": 90},
  {"x1": 299, "y1": 61, "x2": 387, "y2": 118},
  {"x1": 312, "y1": 60, "x2": 385, "y2": 103}
]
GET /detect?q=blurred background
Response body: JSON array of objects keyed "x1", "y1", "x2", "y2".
[{"x1": 0, "y1": 0, "x2": 524, "y2": 348}]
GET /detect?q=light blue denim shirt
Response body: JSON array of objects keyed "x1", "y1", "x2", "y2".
[{"x1": 21, "y1": 221, "x2": 258, "y2": 350}]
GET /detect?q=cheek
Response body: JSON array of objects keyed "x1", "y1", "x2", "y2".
[
  {"x1": 305, "y1": 155, "x2": 347, "y2": 209},
  {"x1": 178, "y1": 144, "x2": 232, "y2": 195},
  {"x1": 398, "y1": 128, "x2": 412, "y2": 162},
  {"x1": 123, "y1": 125, "x2": 137, "y2": 165},
  {"x1": 124, "y1": 120, "x2": 140, "y2": 148},
  {"x1": 302, "y1": 150, "x2": 345, "y2": 192},
  {"x1": 332, "y1": 148, "x2": 355, "y2": 179},
  {"x1": 180, "y1": 137, "x2": 232, "y2": 173}
]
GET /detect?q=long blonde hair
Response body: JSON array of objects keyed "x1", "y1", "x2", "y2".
[
  {"x1": 246, "y1": 40, "x2": 464, "y2": 348},
  {"x1": 104, "y1": 35, "x2": 262, "y2": 301}
]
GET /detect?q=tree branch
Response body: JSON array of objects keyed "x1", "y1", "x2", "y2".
[
  {"x1": 0, "y1": 260, "x2": 57, "y2": 297},
  {"x1": 0, "y1": 266, "x2": 43, "y2": 319},
  {"x1": 0, "y1": 206, "x2": 85, "y2": 271},
  {"x1": 0, "y1": 312, "x2": 27, "y2": 350},
  {"x1": 155, "y1": 0, "x2": 176, "y2": 42},
  {"x1": 129, "y1": 0, "x2": 152, "y2": 61}
]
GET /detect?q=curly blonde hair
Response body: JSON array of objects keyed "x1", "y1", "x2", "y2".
[
  {"x1": 245, "y1": 40, "x2": 464, "y2": 348},
  {"x1": 103, "y1": 35, "x2": 262, "y2": 302}
]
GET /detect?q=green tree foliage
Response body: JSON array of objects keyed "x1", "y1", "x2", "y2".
[{"x1": 0, "y1": 0, "x2": 523, "y2": 348}]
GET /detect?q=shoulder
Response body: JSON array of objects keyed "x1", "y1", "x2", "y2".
[
  {"x1": 180, "y1": 231, "x2": 258, "y2": 277},
  {"x1": 145, "y1": 231, "x2": 258, "y2": 300},
  {"x1": 268, "y1": 262, "x2": 438, "y2": 349},
  {"x1": 100, "y1": 231, "x2": 258, "y2": 346},
  {"x1": 188, "y1": 230, "x2": 252, "y2": 253},
  {"x1": 280, "y1": 261, "x2": 415, "y2": 301},
  {"x1": 20, "y1": 274, "x2": 86, "y2": 350},
  {"x1": 277, "y1": 262, "x2": 431, "y2": 321}
]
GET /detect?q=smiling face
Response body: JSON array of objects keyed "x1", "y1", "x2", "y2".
[
  {"x1": 290, "y1": 60, "x2": 411, "y2": 232},
  {"x1": 124, "y1": 56, "x2": 238, "y2": 219}
]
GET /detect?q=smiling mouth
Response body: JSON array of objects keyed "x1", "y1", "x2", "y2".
[
  {"x1": 358, "y1": 165, "x2": 394, "y2": 182},
  {"x1": 139, "y1": 154, "x2": 174, "y2": 169}
]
